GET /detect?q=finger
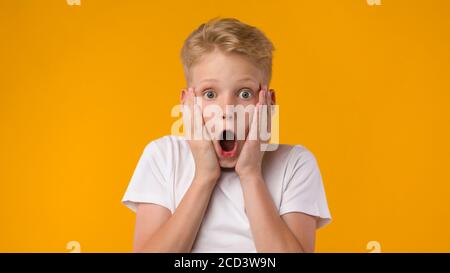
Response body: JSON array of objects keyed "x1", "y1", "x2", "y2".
[
  {"x1": 259, "y1": 86, "x2": 266, "y2": 105},
  {"x1": 190, "y1": 87, "x2": 213, "y2": 141},
  {"x1": 187, "y1": 87, "x2": 195, "y2": 106},
  {"x1": 251, "y1": 87, "x2": 267, "y2": 142},
  {"x1": 197, "y1": 102, "x2": 215, "y2": 142},
  {"x1": 190, "y1": 88, "x2": 205, "y2": 140},
  {"x1": 267, "y1": 89, "x2": 275, "y2": 133},
  {"x1": 260, "y1": 87, "x2": 269, "y2": 139},
  {"x1": 183, "y1": 87, "x2": 196, "y2": 139},
  {"x1": 259, "y1": 87, "x2": 271, "y2": 149},
  {"x1": 182, "y1": 87, "x2": 194, "y2": 109},
  {"x1": 248, "y1": 102, "x2": 260, "y2": 142},
  {"x1": 194, "y1": 98, "x2": 216, "y2": 142}
]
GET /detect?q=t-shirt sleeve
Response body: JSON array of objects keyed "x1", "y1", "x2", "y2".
[
  {"x1": 121, "y1": 140, "x2": 174, "y2": 213},
  {"x1": 279, "y1": 146, "x2": 331, "y2": 229}
]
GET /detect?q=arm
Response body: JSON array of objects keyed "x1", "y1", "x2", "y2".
[
  {"x1": 133, "y1": 177, "x2": 216, "y2": 252},
  {"x1": 236, "y1": 87, "x2": 317, "y2": 252},
  {"x1": 133, "y1": 87, "x2": 220, "y2": 252}
]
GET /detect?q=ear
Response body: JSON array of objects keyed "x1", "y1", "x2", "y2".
[
  {"x1": 269, "y1": 89, "x2": 276, "y2": 104},
  {"x1": 180, "y1": 89, "x2": 186, "y2": 104}
]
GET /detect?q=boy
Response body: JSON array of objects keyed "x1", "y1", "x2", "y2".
[{"x1": 122, "y1": 18, "x2": 331, "y2": 252}]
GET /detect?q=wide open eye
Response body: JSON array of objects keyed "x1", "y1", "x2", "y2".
[
  {"x1": 203, "y1": 89, "x2": 217, "y2": 100},
  {"x1": 238, "y1": 89, "x2": 253, "y2": 100}
]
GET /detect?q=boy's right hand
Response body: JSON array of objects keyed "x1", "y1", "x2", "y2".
[{"x1": 182, "y1": 87, "x2": 221, "y2": 185}]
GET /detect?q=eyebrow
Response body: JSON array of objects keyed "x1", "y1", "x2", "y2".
[
  {"x1": 237, "y1": 77, "x2": 258, "y2": 84},
  {"x1": 199, "y1": 77, "x2": 257, "y2": 84},
  {"x1": 199, "y1": 78, "x2": 219, "y2": 83}
]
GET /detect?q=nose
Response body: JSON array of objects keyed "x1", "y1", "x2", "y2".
[
  {"x1": 222, "y1": 111, "x2": 233, "y2": 120},
  {"x1": 219, "y1": 93, "x2": 236, "y2": 120}
]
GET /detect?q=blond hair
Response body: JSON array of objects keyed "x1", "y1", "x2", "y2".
[{"x1": 181, "y1": 18, "x2": 274, "y2": 83}]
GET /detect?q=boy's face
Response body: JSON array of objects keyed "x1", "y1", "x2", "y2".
[{"x1": 188, "y1": 49, "x2": 265, "y2": 168}]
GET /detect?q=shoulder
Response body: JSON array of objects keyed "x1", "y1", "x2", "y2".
[
  {"x1": 142, "y1": 135, "x2": 189, "y2": 156},
  {"x1": 265, "y1": 144, "x2": 318, "y2": 167},
  {"x1": 287, "y1": 145, "x2": 318, "y2": 165},
  {"x1": 285, "y1": 145, "x2": 320, "y2": 177},
  {"x1": 262, "y1": 144, "x2": 321, "y2": 184}
]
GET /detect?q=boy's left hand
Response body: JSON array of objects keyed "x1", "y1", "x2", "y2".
[{"x1": 235, "y1": 86, "x2": 272, "y2": 180}]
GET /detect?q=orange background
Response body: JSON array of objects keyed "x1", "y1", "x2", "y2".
[{"x1": 1, "y1": 0, "x2": 449, "y2": 252}]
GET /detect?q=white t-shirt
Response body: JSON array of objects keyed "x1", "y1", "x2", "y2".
[{"x1": 122, "y1": 135, "x2": 331, "y2": 252}]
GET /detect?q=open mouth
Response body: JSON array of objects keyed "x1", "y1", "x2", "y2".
[{"x1": 219, "y1": 130, "x2": 237, "y2": 158}]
